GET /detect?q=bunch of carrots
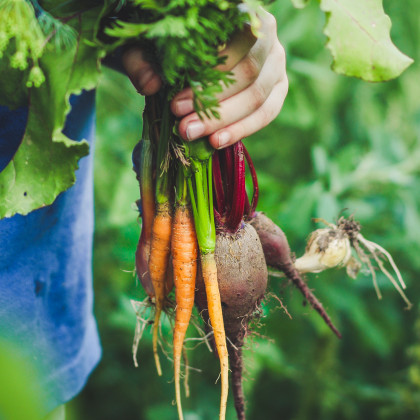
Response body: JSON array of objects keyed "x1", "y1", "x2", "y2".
[
  {"x1": 131, "y1": 86, "x2": 347, "y2": 420},
  {"x1": 133, "y1": 91, "x2": 228, "y2": 420}
]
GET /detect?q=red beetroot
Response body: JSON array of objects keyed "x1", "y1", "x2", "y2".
[
  {"x1": 249, "y1": 211, "x2": 341, "y2": 339},
  {"x1": 133, "y1": 101, "x2": 157, "y2": 297},
  {"x1": 195, "y1": 223, "x2": 268, "y2": 420},
  {"x1": 135, "y1": 228, "x2": 155, "y2": 297}
]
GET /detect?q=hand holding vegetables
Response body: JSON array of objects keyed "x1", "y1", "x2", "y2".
[
  {"x1": 174, "y1": 9, "x2": 288, "y2": 149},
  {"x1": 122, "y1": 9, "x2": 287, "y2": 149}
]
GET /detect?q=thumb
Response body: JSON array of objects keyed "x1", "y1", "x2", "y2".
[{"x1": 122, "y1": 47, "x2": 162, "y2": 96}]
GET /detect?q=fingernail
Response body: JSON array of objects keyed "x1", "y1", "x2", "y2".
[
  {"x1": 175, "y1": 99, "x2": 193, "y2": 116},
  {"x1": 186, "y1": 121, "x2": 205, "y2": 141},
  {"x1": 217, "y1": 131, "x2": 231, "y2": 149}
]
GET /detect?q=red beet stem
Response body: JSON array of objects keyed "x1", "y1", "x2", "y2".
[
  {"x1": 226, "y1": 142, "x2": 246, "y2": 233},
  {"x1": 223, "y1": 146, "x2": 235, "y2": 209},
  {"x1": 214, "y1": 208, "x2": 223, "y2": 227},
  {"x1": 212, "y1": 151, "x2": 226, "y2": 215},
  {"x1": 244, "y1": 192, "x2": 251, "y2": 217},
  {"x1": 134, "y1": 106, "x2": 156, "y2": 297},
  {"x1": 243, "y1": 144, "x2": 259, "y2": 216}
]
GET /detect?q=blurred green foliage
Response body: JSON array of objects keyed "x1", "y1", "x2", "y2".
[
  {"x1": 72, "y1": 0, "x2": 420, "y2": 419},
  {"x1": 0, "y1": 342, "x2": 46, "y2": 420}
]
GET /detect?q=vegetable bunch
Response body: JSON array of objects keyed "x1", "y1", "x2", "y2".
[
  {"x1": 113, "y1": 2, "x2": 412, "y2": 419},
  {"x1": 119, "y1": 4, "x2": 318, "y2": 418},
  {"x1": 114, "y1": 2, "x2": 263, "y2": 418}
]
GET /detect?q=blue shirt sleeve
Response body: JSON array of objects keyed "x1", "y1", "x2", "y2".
[{"x1": 0, "y1": 90, "x2": 101, "y2": 414}]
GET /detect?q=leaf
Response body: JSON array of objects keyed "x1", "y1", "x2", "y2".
[
  {"x1": 0, "y1": 8, "x2": 105, "y2": 218},
  {"x1": 147, "y1": 16, "x2": 189, "y2": 38},
  {"x1": 320, "y1": 0, "x2": 413, "y2": 81},
  {"x1": 291, "y1": 0, "x2": 311, "y2": 9},
  {"x1": 0, "y1": 54, "x2": 28, "y2": 109}
]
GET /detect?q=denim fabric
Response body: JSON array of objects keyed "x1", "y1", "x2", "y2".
[{"x1": 0, "y1": 91, "x2": 101, "y2": 413}]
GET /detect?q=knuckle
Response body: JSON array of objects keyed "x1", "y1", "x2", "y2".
[
  {"x1": 265, "y1": 12, "x2": 277, "y2": 35},
  {"x1": 258, "y1": 105, "x2": 273, "y2": 129},
  {"x1": 241, "y1": 54, "x2": 259, "y2": 84},
  {"x1": 250, "y1": 82, "x2": 267, "y2": 110}
]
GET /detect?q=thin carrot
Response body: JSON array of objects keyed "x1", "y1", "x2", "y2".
[
  {"x1": 149, "y1": 201, "x2": 172, "y2": 376},
  {"x1": 149, "y1": 98, "x2": 173, "y2": 376},
  {"x1": 172, "y1": 203, "x2": 198, "y2": 420},
  {"x1": 200, "y1": 252, "x2": 229, "y2": 420},
  {"x1": 182, "y1": 346, "x2": 190, "y2": 398},
  {"x1": 186, "y1": 139, "x2": 229, "y2": 420}
]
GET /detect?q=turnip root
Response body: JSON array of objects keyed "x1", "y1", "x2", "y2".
[
  {"x1": 297, "y1": 217, "x2": 413, "y2": 310},
  {"x1": 195, "y1": 223, "x2": 268, "y2": 420},
  {"x1": 249, "y1": 211, "x2": 341, "y2": 339}
]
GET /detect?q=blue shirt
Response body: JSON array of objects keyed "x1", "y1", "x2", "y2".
[{"x1": 0, "y1": 91, "x2": 101, "y2": 413}]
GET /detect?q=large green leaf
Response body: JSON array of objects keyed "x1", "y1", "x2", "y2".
[
  {"x1": 0, "y1": 56, "x2": 29, "y2": 109},
  {"x1": 0, "y1": 8, "x2": 105, "y2": 218},
  {"x1": 320, "y1": 0, "x2": 413, "y2": 81}
]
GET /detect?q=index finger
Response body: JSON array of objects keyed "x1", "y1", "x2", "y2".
[{"x1": 172, "y1": 23, "x2": 256, "y2": 107}]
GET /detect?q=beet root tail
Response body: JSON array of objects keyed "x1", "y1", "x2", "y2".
[
  {"x1": 281, "y1": 262, "x2": 342, "y2": 339},
  {"x1": 229, "y1": 344, "x2": 246, "y2": 420},
  {"x1": 249, "y1": 212, "x2": 341, "y2": 339}
]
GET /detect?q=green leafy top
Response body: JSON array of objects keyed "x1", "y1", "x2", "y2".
[{"x1": 105, "y1": 0, "x2": 251, "y2": 118}]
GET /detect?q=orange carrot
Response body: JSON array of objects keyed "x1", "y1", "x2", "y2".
[
  {"x1": 201, "y1": 252, "x2": 229, "y2": 420},
  {"x1": 171, "y1": 205, "x2": 198, "y2": 420},
  {"x1": 149, "y1": 201, "x2": 172, "y2": 376},
  {"x1": 165, "y1": 257, "x2": 174, "y2": 296},
  {"x1": 186, "y1": 143, "x2": 229, "y2": 420}
]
